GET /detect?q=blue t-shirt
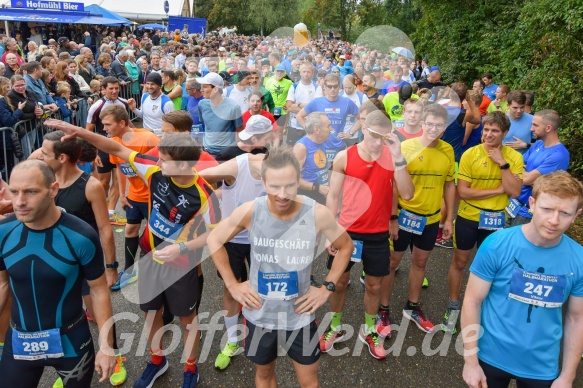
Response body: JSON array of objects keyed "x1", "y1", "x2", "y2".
[
  {"x1": 470, "y1": 227, "x2": 583, "y2": 380},
  {"x1": 304, "y1": 96, "x2": 358, "y2": 151},
  {"x1": 187, "y1": 95, "x2": 205, "y2": 139},
  {"x1": 483, "y1": 84, "x2": 498, "y2": 101},
  {"x1": 504, "y1": 113, "x2": 533, "y2": 154},
  {"x1": 296, "y1": 136, "x2": 330, "y2": 184},
  {"x1": 441, "y1": 106, "x2": 465, "y2": 162},
  {"x1": 198, "y1": 97, "x2": 243, "y2": 154},
  {"x1": 517, "y1": 140, "x2": 570, "y2": 217},
  {"x1": 381, "y1": 79, "x2": 407, "y2": 95}
]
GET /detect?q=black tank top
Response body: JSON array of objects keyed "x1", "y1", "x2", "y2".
[{"x1": 55, "y1": 172, "x2": 98, "y2": 232}]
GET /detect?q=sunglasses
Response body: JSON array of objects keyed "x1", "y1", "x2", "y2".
[
  {"x1": 325, "y1": 84, "x2": 340, "y2": 89},
  {"x1": 367, "y1": 127, "x2": 394, "y2": 143}
]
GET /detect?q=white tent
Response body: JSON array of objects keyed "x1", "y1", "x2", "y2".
[{"x1": 75, "y1": 0, "x2": 190, "y2": 21}]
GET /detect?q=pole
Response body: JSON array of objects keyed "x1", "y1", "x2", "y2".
[{"x1": 4, "y1": 21, "x2": 8, "y2": 38}]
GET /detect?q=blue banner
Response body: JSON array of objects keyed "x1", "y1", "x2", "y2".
[{"x1": 11, "y1": 0, "x2": 84, "y2": 11}]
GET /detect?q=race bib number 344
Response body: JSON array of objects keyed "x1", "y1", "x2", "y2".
[{"x1": 508, "y1": 268, "x2": 566, "y2": 308}]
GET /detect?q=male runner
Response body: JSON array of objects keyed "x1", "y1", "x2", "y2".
[
  {"x1": 207, "y1": 147, "x2": 353, "y2": 387},
  {"x1": 441, "y1": 111, "x2": 523, "y2": 332},
  {"x1": 462, "y1": 171, "x2": 583, "y2": 388},
  {"x1": 0, "y1": 160, "x2": 115, "y2": 387},
  {"x1": 322, "y1": 110, "x2": 414, "y2": 359},
  {"x1": 380, "y1": 104, "x2": 455, "y2": 334},
  {"x1": 45, "y1": 118, "x2": 221, "y2": 388}
]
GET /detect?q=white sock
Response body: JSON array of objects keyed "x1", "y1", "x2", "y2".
[{"x1": 224, "y1": 314, "x2": 239, "y2": 344}]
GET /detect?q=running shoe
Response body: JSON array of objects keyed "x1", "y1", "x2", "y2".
[
  {"x1": 435, "y1": 239, "x2": 453, "y2": 249},
  {"x1": 360, "y1": 271, "x2": 365, "y2": 285},
  {"x1": 111, "y1": 269, "x2": 138, "y2": 291},
  {"x1": 358, "y1": 328, "x2": 386, "y2": 360},
  {"x1": 182, "y1": 367, "x2": 199, "y2": 388},
  {"x1": 319, "y1": 326, "x2": 346, "y2": 353},
  {"x1": 440, "y1": 307, "x2": 460, "y2": 334},
  {"x1": 376, "y1": 309, "x2": 392, "y2": 338},
  {"x1": 53, "y1": 378, "x2": 63, "y2": 388},
  {"x1": 133, "y1": 356, "x2": 168, "y2": 388},
  {"x1": 110, "y1": 355, "x2": 127, "y2": 386},
  {"x1": 109, "y1": 213, "x2": 127, "y2": 226},
  {"x1": 403, "y1": 305, "x2": 435, "y2": 333},
  {"x1": 422, "y1": 277, "x2": 429, "y2": 288},
  {"x1": 214, "y1": 341, "x2": 243, "y2": 370}
]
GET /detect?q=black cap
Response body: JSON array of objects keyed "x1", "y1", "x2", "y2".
[
  {"x1": 219, "y1": 71, "x2": 234, "y2": 83},
  {"x1": 398, "y1": 84, "x2": 413, "y2": 105},
  {"x1": 146, "y1": 72, "x2": 162, "y2": 87},
  {"x1": 237, "y1": 70, "x2": 250, "y2": 81},
  {"x1": 57, "y1": 37, "x2": 69, "y2": 46}
]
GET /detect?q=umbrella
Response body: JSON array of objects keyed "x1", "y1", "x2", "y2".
[
  {"x1": 391, "y1": 46, "x2": 414, "y2": 59},
  {"x1": 139, "y1": 23, "x2": 167, "y2": 31}
]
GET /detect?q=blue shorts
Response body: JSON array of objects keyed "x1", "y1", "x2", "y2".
[{"x1": 125, "y1": 198, "x2": 149, "y2": 224}]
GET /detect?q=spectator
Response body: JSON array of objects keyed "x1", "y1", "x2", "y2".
[
  {"x1": 111, "y1": 49, "x2": 131, "y2": 86},
  {"x1": 3, "y1": 53, "x2": 20, "y2": 78},
  {"x1": 68, "y1": 59, "x2": 91, "y2": 94},
  {"x1": 0, "y1": 62, "x2": 5, "y2": 77},
  {"x1": 40, "y1": 56, "x2": 57, "y2": 74},
  {"x1": 80, "y1": 47, "x2": 97, "y2": 79},
  {"x1": 96, "y1": 53, "x2": 114, "y2": 77},
  {"x1": 27, "y1": 41, "x2": 40, "y2": 63},
  {"x1": 75, "y1": 54, "x2": 93, "y2": 85},
  {"x1": 54, "y1": 81, "x2": 76, "y2": 123},
  {"x1": 1, "y1": 38, "x2": 24, "y2": 66},
  {"x1": 124, "y1": 50, "x2": 140, "y2": 95},
  {"x1": 24, "y1": 61, "x2": 58, "y2": 112}
]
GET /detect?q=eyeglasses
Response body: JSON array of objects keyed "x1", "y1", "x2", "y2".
[
  {"x1": 325, "y1": 84, "x2": 340, "y2": 89},
  {"x1": 423, "y1": 122, "x2": 446, "y2": 130},
  {"x1": 367, "y1": 127, "x2": 389, "y2": 140}
]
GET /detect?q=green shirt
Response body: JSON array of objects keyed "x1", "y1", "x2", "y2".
[
  {"x1": 264, "y1": 76, "x2": 293, "y2": 114},
  {"x1": 382, "y1": 92, "x2": 419, "y2": 121}
]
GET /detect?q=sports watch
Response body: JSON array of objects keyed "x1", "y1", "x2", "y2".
[
  {"x1": 105, "y1": 261, "x2": 119, "y2": 269},
  {"x1": 323, "y1": 281, "x2": 336, "y2": 292}
]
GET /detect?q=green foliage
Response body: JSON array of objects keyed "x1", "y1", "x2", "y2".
[{"x1": 414, "y1": 0, "x2": 583, "y2": 178}]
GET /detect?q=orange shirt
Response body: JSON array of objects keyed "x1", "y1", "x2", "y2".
[{"x1": 110, "y1": 128, "x2": 160, "y2": 202}]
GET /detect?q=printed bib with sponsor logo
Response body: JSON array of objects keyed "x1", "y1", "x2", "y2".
[
  {"x1": 343, "y1": 115, "x2": 357, "y2": 137},
  {"x1": 351, "y1": 240, "x2": 363, "y2": 263},
  {"x1": 289, "y1": 113, "x2": 303, "y2": 129},
  {"x1": 398, "y1": 209, "x2": 427, "y2": 235},
  {"x1": 508, "y1": 268, "x2": 566, "y2": 308},
  {"x1": 274, "y1": 107, "x2": 282, "y2": 116},
  {"x1": 478, "y1": 211, "x2": 505, "y2": 230},
  {"x1": 148, "y1": 207, "x2": 182, "y2": 242},
  {"x1": 258, "y1": 271, "x2": 299, "y2": 300},
  {"x1": 119, "y1": 162, "x2": 137, "y2": 178},
  {"x1": 12, "y1": 328, "x2": 64, "y2": 360},
  {"x1": 505, "y1": 198, "x2": 521, "y2": 219},
  {"x1": 392, "y1": 119, "x2": 405, "y2": 129}
]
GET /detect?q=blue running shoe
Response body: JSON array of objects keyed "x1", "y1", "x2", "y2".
[
  {"x1": 111, "y1": 269, "x2": 138, "y2": 291},
  {"x1": 182, "y1": 368, "x2": 199, "y2": 388},
  {"x1": 133, "y1": 356, "x2": 168, "y2": 388}
]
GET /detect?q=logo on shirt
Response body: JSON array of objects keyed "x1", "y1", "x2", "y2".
[
  {"x1": 325, "y1": 107, "x2": 340, "y2": 114},
  {"x1": 298, "y1": 219, "x2": 307, "y2": 226},
  {"x1": 157, "y1": 182, "x2": 170, "y2": 196},
  {"x1": 152, "y1": 104, "x2": 159, "y2": 113},
  {"x1": 313, "y1": 150, "x2": 327, "y2": 169},
  {"x1": 483, "y1": 161, "x2": 488, "y2": 167},
  {"x1": 419, "y1": 156, "x2": 423, "y2": 162},
  {"x1": 177, "y1": 194, "x2": 190, "y2": 208}
]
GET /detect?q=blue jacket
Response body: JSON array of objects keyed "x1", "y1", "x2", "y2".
[
  {"x1": 24, "y1": 74, "x2": 55, "y2": 105},
  {"x1": 0, "y1": 97, "x2": 24, "y2": 127}
]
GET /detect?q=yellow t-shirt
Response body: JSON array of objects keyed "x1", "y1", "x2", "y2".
[
  {"x1": 457, "y1": 144, "x2": 523, "y2": 222},
  {"x1": 399, "y1": 138, "x2": 455, "y2": 225}
]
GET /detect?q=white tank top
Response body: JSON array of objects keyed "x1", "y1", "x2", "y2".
[{"x1": 221, "y1": 153, "x2": 265, "y2": 244}]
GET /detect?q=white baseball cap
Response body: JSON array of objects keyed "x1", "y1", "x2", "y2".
[
  {"x1": 195, "y1": 72, "x2": 224, "y2": 89},
  {"x1": 239, "y1": 115, "x2": 273, "y2": 141}
]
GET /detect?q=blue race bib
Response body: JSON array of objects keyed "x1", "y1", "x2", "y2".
[
  {"x1": 478, "y1": 211, "x2": 505, "y2": 230},
  {"x1": 258, "y1": 271, "x2": 299, "y2": 300},
  {"x1": 325, "y1": 149, "x2": 339, "y2": 163},
  {"x1": 12, "y1": 328, "x2": 64, "y2": 360},
  {"x1": 148, "y1": 207, "x2": 183, "y2": 242},
  {"x1": 190, "y1": 124, "x2": 204, "y2": 139},
  {"x1": 351, "y1": 240, "x2": 363, "y2": 263},
  {"x1": 398, "y1": 209, "x2": 427, "y2": 235},
  {"x1": 508, "y1": 268, "x2": 566, "y2": 308},
  {"x1": 315, "y1": 169, "x2": 329, "y2": 185},
  {"x1": 392, "y1": 119, "x2": 405, "y2": 129},
  {"x1": 505, "y1": 198, "x2": 521, "y2": 219},
  {"x1": 274, "y1": 107, "x2": 282, "y2": 116},
  {"x1": 119, "y1": 162, "x2": 137, "y2": 178}
]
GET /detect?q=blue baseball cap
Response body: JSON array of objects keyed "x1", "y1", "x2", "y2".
[{"x1": 274, "y1": 64, "x2": 286, "y2": 71}]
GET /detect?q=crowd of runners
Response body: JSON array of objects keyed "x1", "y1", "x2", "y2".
[{"x1": 0, "y1": 23, "x2": 581, "y2": 388}]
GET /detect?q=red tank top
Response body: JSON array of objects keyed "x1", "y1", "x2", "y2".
[{"x1": 338, "y1": 145, "x2": 394, "y2": 233}]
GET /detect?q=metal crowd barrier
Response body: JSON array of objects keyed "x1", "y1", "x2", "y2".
[
  {"x1": 13, "y1": 110, "x2": 64, "y2": 160},
  {"x1": 0, "y1": 126, "x2": 18, "y2": 182},
  {"x1": 119, "y1": 83, "x2": 143, "y2": 123}
]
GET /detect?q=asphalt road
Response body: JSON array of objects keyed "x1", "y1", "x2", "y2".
[{"x1": 36, "y1": 224, "x2": 583, "y2": 387}]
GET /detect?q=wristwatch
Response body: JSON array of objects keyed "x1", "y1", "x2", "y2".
[
  {"x1": 390, "y1": 215, "x2": 399, "y2": 221},
  {"x1": 178, "y1": 242, "x2": 188, "y2": 256},
  {"x1": 500, "y1": 163, "x2": 510, "y2": 170},
  {"x1": 394, "y1": 159, "x2": 407, "y2": 167},
  {"x1": 105, "y1": 261, "x2": 119, "y2": 269},
  {"x1": 323, "y1": 281, "x2": 336, "y2": 292}
]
